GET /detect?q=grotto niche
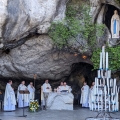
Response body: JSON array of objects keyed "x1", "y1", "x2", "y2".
[{"x1": 104, "y1": 4, "x2": 120, "y2": 36}]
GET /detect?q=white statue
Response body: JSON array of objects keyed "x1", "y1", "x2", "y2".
[{"x1": 111, "y1": 10, "x2": 120, "y2": 38}]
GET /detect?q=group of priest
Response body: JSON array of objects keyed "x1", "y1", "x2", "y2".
[
  {"x1": 4, "y1": 80, "x2": 35, "y2": 111},
  {"x1": 80, "y1": 81, "x2": 96, "y2": 110},
  {"x1": 4, "y1": 79, "x2": 71, "y2": 111}
]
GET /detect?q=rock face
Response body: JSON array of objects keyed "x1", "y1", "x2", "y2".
[
  {"x1": 0, "y1": 0, "x2": 68, "y2": 42},
  {"x1": 0, "y1": 35, "x2": 92, "y2": 80},
  {"x1": 0, "y1": 0, "x2": 119, "y2": 81}
]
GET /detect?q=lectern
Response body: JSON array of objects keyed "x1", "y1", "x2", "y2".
[{"x1": 18, "y1": 90, "x2": 30, "y2": 117}]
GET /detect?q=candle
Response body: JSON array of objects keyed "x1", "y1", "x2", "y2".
[
  {"x1": 108, "y1": 70, "x2": 111, "y2": 78},
  {"x1": 110, "y1": 79, "x2": 113, "y2": 87},
  {"x1": 106, "y1": 52, "x2": 108, "y2": 70},
  {"x1": 101, "y1": 94, "x2": 103, "y2": 111},
  {"x1": 101, "y1": 70, "x2": 103, "y2": 78},
  {"x1": 98, "y1": 70, "x2": 100, "y2": 78},
  {"x1": 105, "y1": 71, "x2": 108, "y2": 78},
  {"x1": 99, "y1": 52, "x2": 102, "y2": 69},
  {"x1": 96, "y1": 78, "x2": 98, "y2": 94},
  {"x1": 113, "y1": 79, "x2": 116, "y2": 95},
  {"x1": 98, "y1": 101, "x2": 99, "y2": 111},
  {"x1": 92, "y1": 103, "x2": 93, "y2": 111},
  {"x1": 100, "y1": 79, "x2": 101, "y2": 86},
  {"x1": 107, "y1": 78, "x2": 109, "y2": 95},
  {"x1": 103, "y1": 52, "x2": 105, "y2": 69},
  {"x1": 117, "y1": 102, "x2": 119, "y2": 111},
  {"x1": 103, "y1": 77, "x2": 105, "y2": 86},
  {"x1": 104, "y1": 86, "x2": 107, "y2": 111},
  {"x1": 109, "y1": 102, "x2": 111, "y2": 111}
]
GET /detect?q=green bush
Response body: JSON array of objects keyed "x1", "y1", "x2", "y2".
[{"x1": 48, "y1": 4, "x2": 105, "y2": 51}]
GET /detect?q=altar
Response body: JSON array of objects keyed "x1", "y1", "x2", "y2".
[{"x1": 47, "y1": 92, "x2": 74, "y2": 110}]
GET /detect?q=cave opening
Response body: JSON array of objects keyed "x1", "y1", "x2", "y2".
[
  {"x1": 104, "y1": 4, "x2": 120, "y2": 33},
  {"x1": 65, "y1": 62, "x2": 93, "y2": 105}
]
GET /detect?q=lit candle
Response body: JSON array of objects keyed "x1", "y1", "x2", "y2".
[
  {"x1": 106, "y1": 52, "x2": 108, "y2": 70},
  {"x1": 99, "y1": 52, "x2": 102, "y2": 69}
]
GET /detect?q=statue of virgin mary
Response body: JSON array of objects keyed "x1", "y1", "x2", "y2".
[{"x1": 111, "y1": 10, "x2": 120, "y2": 38}]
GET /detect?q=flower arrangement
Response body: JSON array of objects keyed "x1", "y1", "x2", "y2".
[{"x1": 29, "y1": 100, "x2": 39, "y2": 112}]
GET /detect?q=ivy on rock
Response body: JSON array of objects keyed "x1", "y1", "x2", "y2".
[{"x1": 48, "y1": 3, "x2": 105, "y2": 51}]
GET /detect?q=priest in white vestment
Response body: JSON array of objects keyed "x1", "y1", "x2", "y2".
[
  {"x1": 17, "y1": 81, "x2": 29, "y2": 108},
  {"x1": 27, "y1": 82, "x2": 35, "y2": 101},
  {"x1": 62, "y1": 82, "x2": 72, "y2": 93},
  {"x1": 80, "y1": 81, "x2": 89, "y2": 107},
  {"x1": 41, "y1": 86, "x2": 45, "y2": 107},
  {"x1": 42, "y1": 80, "x2": 51, "y2": 109},
  {"x1": 57, "y1": 82, "x2": 64, "y2": 92},
  {"x1": 89, "y1": 82, "x2": 95, "y2": 110},
  {"x1": 4, "y1": 80, "x2": 16, "y2": 111},
  {"x1": 111, "y1": 10, "x2": 120, "y2": 38}
]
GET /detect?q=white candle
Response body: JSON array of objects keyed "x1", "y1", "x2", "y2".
[
  {"x1": 96, "y1": 78, "x2": 98, "y2": 94},
  {"x1": 105, "y1": 71, "x2": 108, "y2": 78},
  {"x1": 113, "y1": 79, "x2": 116, "y2": 95},
  {"x1": 103, "y1": 77, "x2": 105, "y2": 86},
  {"x1": 110, "y1": 79, "x2": 113, "y2": 87},
  {"x1": 107, "y1": 78, "x2": 109, "y2": 95},
  {"x1": 108, "y1": 70, "x2": 111, "y2": 78},
  {"x1": 99, "y1": 52, "x2": 102, "y2": 69},
  {"x1": 100, "y1": 79, "x2": 101, "y2": 86},
  {"x1": 108, "y1": 84, "x2": 109, "y2": 95},
  {"x1": 101, "y1": 70, "x2": 103, "y2": 78},
  {"x1": 92, "y1": 103, "x2": 93, "y2": 111},
  {"x1": 117, "y1": 102, "x2": 119, "y2": 111},
  {"x1": 103, "y1": 52, "x2": 105, "y2": 69},
  {"x1": 109, "y1": 101, "x2": 111, "y2": 112},
  {"x1": 104, "y1": 86, "x2": 107, "y2": 111},
  {"x1": 98, "y1": 101, "x2": 99, "y2": 111},
  {"x1": 106, "y1": 52, "x2": 108, "y2": 70},
  {"x1": 98, "y1": 70, "x2": 100, "y2": 78}
]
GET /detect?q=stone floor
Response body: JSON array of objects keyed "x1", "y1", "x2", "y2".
[{"x1": 0, "y1": 106, "x2": 120, "y2": 120}]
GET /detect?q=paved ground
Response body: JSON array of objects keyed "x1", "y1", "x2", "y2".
[{"x1": 0, "y1": 106, "x2": 120, "y2": 120}]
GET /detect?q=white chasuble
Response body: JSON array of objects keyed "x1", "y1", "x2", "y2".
[
  {"x1": 27, "y1": 84, "x2": 35, "y2": 101},
  {"x1": 80, "y1": 85, "x2": 89, "y2": 107},
  {"x1": 4, "y1": 83, "x2": 16, "y2": 111},
  {"x1": 17, "y1": 84, "x2": 29, "y2": 107}
]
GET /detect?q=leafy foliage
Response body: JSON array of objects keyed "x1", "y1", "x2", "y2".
[
  {"x1": 115, "y1": 0, "x2": 120, "y2": 4},
  {"x1": 91, "y1": 46, "x2": 120, "y2": 71},
  {"x1": 48, "y1": 4, "x2": 105, "y2": 51}
]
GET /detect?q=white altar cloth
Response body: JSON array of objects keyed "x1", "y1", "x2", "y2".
[{"x1": 47, "y1": 92, "x2": 74, "y2": 110}]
